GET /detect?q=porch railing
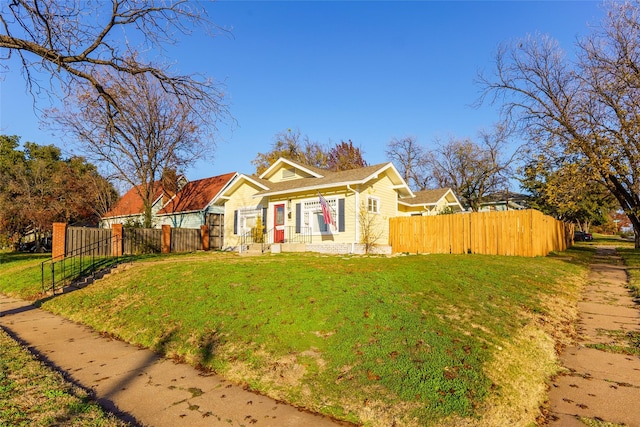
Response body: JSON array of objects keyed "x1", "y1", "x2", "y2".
[
  {"x1": 239, "y1": 226, "x2": 312, "y2": 253},
  {"x1": 264, "y1": 226, "x2": 312, "y2": 245}
]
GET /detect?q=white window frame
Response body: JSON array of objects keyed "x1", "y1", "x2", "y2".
[
  {"x1": 238, "y1": 206, "x2": 262, "y2": 234},
  {"x1": 367, "y1": 196, "x2": 380, "y2": 214},
  {"x1": 302, "y1": 197, "x2": 338, "y2": 235}
]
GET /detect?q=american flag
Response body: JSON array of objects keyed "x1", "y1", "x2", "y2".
[{"x1": 318, "y1": 192, "x2": 336, "y2": 228}]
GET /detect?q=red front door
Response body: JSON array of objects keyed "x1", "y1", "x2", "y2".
[{"x1": 274, "y1": 204, "x2": 285, "y2": 243}]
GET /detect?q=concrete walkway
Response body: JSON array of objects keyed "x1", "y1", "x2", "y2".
[
  {"x1": 546, "y1": 246, "x2": 640, "y2": 426},
  {"x1": 0, "y1": 296, "x2": 341, "y2": 427}
]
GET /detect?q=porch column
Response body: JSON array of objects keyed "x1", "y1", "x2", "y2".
[
  {"x1": 52, "y1": 222, "x2": 67, "y2": 259},
  {"x1": 162, "y1": 225, "x2": 171, "y2": 253},
  {"x1": 112, "y1": 224, "x2": 123, "y2": 257},
  {"x1": 201, "y1": 225, "x2": 210, "y2": 251}
]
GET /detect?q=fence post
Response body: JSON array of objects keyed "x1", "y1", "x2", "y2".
[
  {"x1": 52, "y1": 222, "x2": 67, "y2": 259},
  {"x1": 201, "y1": 225, "x2": 210, "y2": 251},
  {"x1": 162, "y1": 225, "x2": 171, "y2": 253},
  {"x1": 112, "y1": 224, "x2": 123, "y2": 257}
]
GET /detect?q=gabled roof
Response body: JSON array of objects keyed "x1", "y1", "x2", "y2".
[
  {"x1": 157, "y1": 172, "x2": 237, "y2": 215},
  {"x1": 259, "y1": 157, "x2": 325, "y2": 180},
  {"x1": 399, "y1": 188, "x2": 453, "y2": 206},
  {"x1": 218, "y1": 173, "x2": 271, "y2": 200},
  {"x1": 254, "y1": 161, "x2": 413, "y2": 197},
  {"x1": 103, "y1": 181, "x2": 164, "y2": 218}
]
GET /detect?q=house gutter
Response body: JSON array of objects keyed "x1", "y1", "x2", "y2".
[{"x1": 347, "y1": 184, "x2": 359, "y2": 251}]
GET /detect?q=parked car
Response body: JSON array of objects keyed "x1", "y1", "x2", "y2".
[
  {"x1": 18, "y1": 237, "x2": 52, "y2": 252},
  {"x1": 574, "y1": 231, "x2": 593, "y2": 241}
]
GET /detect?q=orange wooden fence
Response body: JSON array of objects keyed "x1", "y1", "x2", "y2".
[{"x1": 389, "y1": 209, "x2": 573, "y2": 257}]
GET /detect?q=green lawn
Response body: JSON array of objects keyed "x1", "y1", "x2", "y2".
[
  {"x1": 0, "y1": 328, "x2": 130, "y2": 427},
  {"x1": 0, "y1": 247, "x2": 596, "y2": 426},
  {"x1": 0, "y1": 252, "x2": 50, "y2": 299}
]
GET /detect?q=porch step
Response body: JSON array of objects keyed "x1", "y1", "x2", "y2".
[{"x1": 239, "y1": 243, "x2": 270, "y2": 256}]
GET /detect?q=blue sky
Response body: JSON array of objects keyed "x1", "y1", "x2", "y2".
[{"x1": 1, "y1": 1, "x2": 605, "y2": 185}]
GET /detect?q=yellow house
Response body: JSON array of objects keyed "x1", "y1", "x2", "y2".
[
  {"x1": 219, "y1": 158, "x2": 414, "y2": 254},
  {"x1": 397, "y1": 188, "x2": 464, "y2": 216}
]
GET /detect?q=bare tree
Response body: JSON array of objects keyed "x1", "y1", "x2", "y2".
[
  {"x1": 426, "y1": 125, "x2": 517, "y2": 211},
  {"x1": 0, "y1": 0, "x2": 226, "y2": 119},
  {"x1": 48, "y1": 70, "x2": 210, "y2": 227},
  {"x1": 478, "y1": 1, "x2": 640, "y2": 247},
  {"x1": 358, "y1": 202, "x2": 383, "y2": 254},
  {"x1": 385, "y1": 136, "x2": 430, "y2": 190}
]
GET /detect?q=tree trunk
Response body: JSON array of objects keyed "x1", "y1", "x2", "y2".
[
  {"x1": 630, "y1": 214, "x2": 640, "y2": 249},
  {"x1": 144, "y1": 204, "x2": 153, "y2": 229}
]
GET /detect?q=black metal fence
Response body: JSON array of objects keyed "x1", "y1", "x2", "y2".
[
  {"x1": 41, "y1": 234, "x2": 130, "y2": 295},
  {"x1": 43, "y1": 224, "x2": 220, "y2": 294}
]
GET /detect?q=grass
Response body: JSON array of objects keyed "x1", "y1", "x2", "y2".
[
  {"x1": 579, "y1": 417, "x2": 626, "y2": 427},
  {"x1": 0, "y1": 252, "x2": 50, "y2": 299},
  {"x1": 618, "y1": 245, "x2": 640, "y2": 303},
  {"x1": 0, "y1": 248, "x2": 588, "y2": 427},
  {"x1": 0, "y1": 328, "x2": 129, "y2": 427}
]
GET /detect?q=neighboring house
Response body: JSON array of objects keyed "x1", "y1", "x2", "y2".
[
  {"x1": 100, "y1": 173, "x2": 236, "y2": 229},
  {"x1": 397, "y1": 188, "x2": 464, "y2": 216},
  {"x1": 478, "y1": 191, "x2": 530, "y2": 212},
  {"x1": 219, "y1": 157, "x2": 415, "y2": 254},
  {"x1": 156, "y1": 172, "x2": 237, "y2": 228},
  {"x1": 101, "y1": 180, "x2": 170, "y2": 228}
]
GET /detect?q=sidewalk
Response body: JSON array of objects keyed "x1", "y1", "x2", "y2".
[
  {"x1": 0, "y1": 295, "x2": 341, "y2": 427},
  {"x1": 546, "y1": 246, "x2": 640, "y2": 426}
]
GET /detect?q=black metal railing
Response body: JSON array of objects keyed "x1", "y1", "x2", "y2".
[
  {"x1": 264, "y1": 226, "x2": 312, "y2": 245},
  {"x1": 239, "y1": 226, "x2": 312, "y2": 253},
  {"x1": 41, "y1": 234, "x2": 131, "y2": 295},
  {"x1": 238, "y1": 227, "x2": 263, "y2": 253}
]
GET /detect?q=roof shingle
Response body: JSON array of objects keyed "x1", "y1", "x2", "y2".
[
  {"x1": 157, "y1": 172, "x2": 236, "y2": 214},
  {"x1": 103, "y1": 181, "x2": 164, "y2": 218}
]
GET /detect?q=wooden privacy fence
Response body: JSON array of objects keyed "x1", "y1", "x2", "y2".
[
  {"x1": 171, "y1": 228, "x2": 202, "y2": 253},
  {"x1": 60, "y1": 225, "x2": 219, "y2": 257},
  {"x1": 65, "y1": 227, "x2": 112, "y2": 256},
  {"x1": 206, "y1": 213, "x2": 224, "y2": 251},
  {"x1": 123, "y1": 228, "x2": 162, "y2": 254},
  {"x1": 389, "y1": 209, "x2": 573, "y2": 257}
]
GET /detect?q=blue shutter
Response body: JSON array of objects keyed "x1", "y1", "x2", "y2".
[
  {"x1": 262, "y1": 207, "x2": 267, "y2": 229},
  {"x1": 338, "y1": 198, "x2": 345, "y2": 232},
  {"x1": 295, "y1": 203, "x2": 301, "y2": 233},
  {"x1": 233, "y1": 210, "x2": 238, "y2": 235}
]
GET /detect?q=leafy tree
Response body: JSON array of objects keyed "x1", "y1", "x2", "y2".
[
  {"x1": 48, "y1": 70, "x2": 206, "y2": 227},
  {"x1": 0, "y1": 136, "x2": 116, "y2": 247},
  {"x1": 478, "y1": 1, "x2": 640, "y2": 247},
  {"x1": 385, "y1": 136, "x2": 430, "y2": 191},
  {"x1": 253, "y1": 132, "x2": 369, "y2": 174},
  {"x1": 252, "y1": 129, "x2": 328, "y2": 175},
  {"x1": 327, "y1": 140, "x2": 368, "y2": 172},
  {"x1": 426, "y1": 126, "x2": 517, "y2": 211},
  {"x1": 520, "y1": 156, "x2": 617, "y2": 232}
]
